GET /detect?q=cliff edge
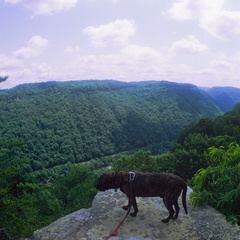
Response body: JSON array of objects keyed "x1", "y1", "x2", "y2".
[{"x1": 28, "y1": 188, "x2": 240, "y2": 240}]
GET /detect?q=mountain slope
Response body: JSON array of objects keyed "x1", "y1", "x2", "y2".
[
  {"x1": 0, "y1": 80, "x2": 223, "y2": 176},
  {"x1": 204, "y1": 86, "x2": 240, "y2": 112}
]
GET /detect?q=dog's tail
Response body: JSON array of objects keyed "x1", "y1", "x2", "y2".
[{"x1": 182, "y1": 184, "x2": 188, "y2": 214}]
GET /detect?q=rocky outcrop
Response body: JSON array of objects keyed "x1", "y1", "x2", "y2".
[{"x1": 28, "y1": 188, "x2": 240, "y2": 240}]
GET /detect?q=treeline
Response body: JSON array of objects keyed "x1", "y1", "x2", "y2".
[{"x1": 0, "y1": 80, "x2": 222, "y2": 181}]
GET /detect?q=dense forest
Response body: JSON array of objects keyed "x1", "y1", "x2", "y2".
[
  {"x1": 0, "y1": 80, "x2": 222, "y2": 181},
  {"x1": 1, "y1": 79, "x2": 239, "y2": 239}
]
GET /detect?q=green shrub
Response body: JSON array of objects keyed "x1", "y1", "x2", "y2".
[{"x1": 191, "y1": 143, "x2": 240, "y2": 225}]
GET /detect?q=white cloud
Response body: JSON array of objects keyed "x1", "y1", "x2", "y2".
[
  {"x1": 170, "y1": 35, "x2": 208, "y2": 55},
  {"x1": 120, "y1": 44, "x2": 164, "y2": 65},
  {"x1": 30, "y1": 63, "x2": 57, "y2": 79},
  {"x1": 83, "y1": 19, "x2": 136, "y2": 47},
  {"x1": 168, "y1": 0, "x2": 225, "y2": 20},
  {"x1": 0, "y1": 54, "x2": 22, "y2": 70},
  {"x1": 200, "y1": 10, "x2": 240, "y2": 40},
  {"x1": 4, "y1": 0, "x2": 79, "y2": 15},
  {"x1": 210, "y1": 59, "x2": 235, "y2": 71},
  {"x1": 0, "y1": 53, "x2": 56, "y2": 89},
  {"x1": 64, "y1": 46, "x2": 81, "y2": 55},
  {"x1": 13, "y1": 35, "x2": 48, "y2": 59},
  {"x1": 168, "y1": 0, "x2": 240, "y2": 40},
  {"x1": 61, "y1": 44, "x2": 167, "y2": 82}
]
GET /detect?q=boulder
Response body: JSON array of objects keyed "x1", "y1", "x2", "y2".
[{"x1": 28, "y1": 188, "x2": 240, "y2": 240}]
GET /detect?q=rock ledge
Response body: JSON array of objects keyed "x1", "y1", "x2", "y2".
[{"x1": 29, "y1": 188, "x2": 240, "y2": 240}]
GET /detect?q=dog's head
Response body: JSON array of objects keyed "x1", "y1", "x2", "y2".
[
  {"x1": 96, "y1": 171, "x2": 127, "y2": 191},
  {"x1": 96, "y1": 173, "x2": 109, "y2": 191}
]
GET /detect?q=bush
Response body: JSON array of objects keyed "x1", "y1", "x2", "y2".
[{"x1": 190, "y1": 143, "x2": 240, "y2": 225}]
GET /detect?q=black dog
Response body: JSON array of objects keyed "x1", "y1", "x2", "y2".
[{"x1": 96, "y1": 170, "x2": 188, "y2": 223}]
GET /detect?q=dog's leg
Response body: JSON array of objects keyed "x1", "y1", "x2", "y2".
[
  {"x1": 162, "y1": 196, "x2": 175, "y2": 223},
  {"x1": 172, "y1": 200, "x2": 180, "y2": 219},
  {"x1": 172, "y1": 190, "x2": 181, "y2": 219},
  {"x1": 122, "y1": 198, "x2": 130, "y2": 211},
  {"x1": 121, "y1": 187, "x2": 131, "y2": 210},
  {"x1": 130, "y1": 196, "x2": 138, "y2": 217},
  {"x1": 122, "y1": 196, "x2": 138, "y2": 217}
]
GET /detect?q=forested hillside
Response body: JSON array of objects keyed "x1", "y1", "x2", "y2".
[
  {"x1": 0, "y1": 80, "x2": 222, "y2": 179},
  {"x1": 204, "y1": 86, "x2": 240, "y2": 112}
]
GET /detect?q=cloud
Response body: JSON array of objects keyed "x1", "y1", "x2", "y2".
[
  {"x1": 13, "y1": 35, "x2": 48, "y2": 59},
  {"x1": 0, "y1": 53, "x2": 56, "y2": 89},
  {"x1": 168, "y1": 0, "x2": 225, "y2": 20},
  {"x1": 61, "y1": 43, "x2": 167, "y2": 82},
  {"x1": 0, "y1": 54, "x2": 22, "y2": 70},
  {"x1": 199, "y1": 10, "x2": 240, "y2": 40},
  {"x1": 83, "y1": 19, "x2": 136, "y2": 47},
  {"x1": 170, "y1": 35, "x2": 208, "y2": 55},
  {"x1": 4, "y1": 0, "x2": 79, "y2": 15},
  {"x1": 64, "y1": 46, "x2": 81, "y2": 55},
  {"x1": 120, "y1": 44, "x2": 164, "y2": 65},
  {"x1": 210, "y1": 59, "x2": 236, "y2": 71},
  {"x1": 168, "y1": 0, "x2": 240, "y2": 40}
]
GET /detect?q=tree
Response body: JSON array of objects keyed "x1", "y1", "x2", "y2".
[
  {"x1": 111, "y1": 150, "x2": 175, "y2": 173},
  {"x1": 0, "y1": 76, "x2": 8, "y2": 83},
  {"x1": 0, "y1": 141, "x2": 39, "y2": 239},
  {"x1": 190, "y1": 143, "x2": 240, "y2": 225},
  {"x1": 51, "y1": 165, "x2": 98, "y2": 213}
]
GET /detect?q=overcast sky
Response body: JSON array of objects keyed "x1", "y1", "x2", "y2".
[{"x1": 1, "y1": 0, "x2": 240, "y2": 89}]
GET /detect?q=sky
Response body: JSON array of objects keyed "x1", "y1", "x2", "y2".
[{"x1": 1, "y1": 0, "x2": 240, "y2": 89}]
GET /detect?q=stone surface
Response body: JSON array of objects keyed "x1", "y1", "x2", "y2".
[{"x1": 28, "y1": 188, "x2": 240, "y2": 240}]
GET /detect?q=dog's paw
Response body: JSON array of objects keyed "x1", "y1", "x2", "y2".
[
  {"x1": 122, "y1": 205, "x2": 129, "y2": 211},
  {"x1": 130, "y1": 212, "x2": 137, "y2": 217},
  {"x1": 161, "y1": 218, "x2": 170, "y2": 223}
]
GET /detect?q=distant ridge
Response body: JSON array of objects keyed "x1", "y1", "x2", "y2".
[{"x1": 203, "y1": 86, "x2": 240, "y2": 112}]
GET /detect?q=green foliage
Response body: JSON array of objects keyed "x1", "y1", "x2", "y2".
[
  {"x1": 0, "y1": 80, "x2": 222, "y2": 180},
  {"x1": 0, "y1": 141, "x2": 98, "y2": 239},
  {"x1": 0, "y1": 141, "x2": 39, "y2": 239},
  {"x1": 0, "y1": 76, "x2": 8, "y2": 83},
  {"x1": 52, "y1": 165, "x2": 98, "y2": 213},
  {"x1": 171, "y1": 104, "x2": 240, "y2": 180},
  {"x1": 190, "y1": 143, "x2": 240, "y2": 224},
  {"x1": 171, "y1": 133, "x2": 210, "y2": 179},
  {"x1": 111, "y1": 150, "x2": 176, "y2": 173}
]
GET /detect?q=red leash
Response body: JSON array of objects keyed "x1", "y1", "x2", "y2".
[{"x1": 105, "y1": 207, "x2": 131, "y2": 239}]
